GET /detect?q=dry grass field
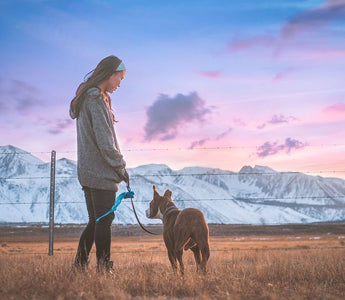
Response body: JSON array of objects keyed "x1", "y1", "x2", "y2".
[{"x1": 0, "y1": 223, "x2": 344, "y2": 299}]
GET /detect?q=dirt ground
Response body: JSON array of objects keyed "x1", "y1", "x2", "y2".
[{"x1": 1, "y1": 222, "x2": 344, "y2": 239}]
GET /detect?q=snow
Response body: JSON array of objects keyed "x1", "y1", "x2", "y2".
[{"x1": 1, "y1": 145, "x2": 345, "y2": 224}]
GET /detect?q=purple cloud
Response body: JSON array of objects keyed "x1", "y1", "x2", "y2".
[
  {"x1": 144, "y1": 92, "x2": 212, "y2": 141},
  {"x1": 226, "y1": 1, "x2": 345, "y2": 55},
  {"x1": 233, "y1": 118, "x2": 246, "y2": 127},
  {"x1": 268, "y1": 114, "x2": 296, "y2": 124},
  {"x1": 257, "y1": 114, "x2": 297, "y2": 129},
  {"x1": 257, "y1": 123, "x2": 266, "y2": 130},
  {"x1": 280, "y1": 0, "x2": 345, "y2": 38},
  {"x1": 189, "y1": 127, "x2": 232, "y2": 149},
  {"x1": 48, "y1": 119, "x2": 74, "y2": 135},
  {"x1": 0, "y1": 78, "x2": 42, "y2": 115},
  {"x1": 256, "y1": 138, "x2": 307, "y2": 158},
  {"x1": 189, "y1": 138, "x2": 210, "y2": 149},
  {"x1": 36, "y1": 118, "x2": 74, "y2": 135},
  {"x1": 215, "y1": 128, "x2": 232, "y2": 140}
]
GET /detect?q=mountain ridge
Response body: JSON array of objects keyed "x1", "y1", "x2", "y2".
[{"x1": 1, "y1": 145, "x2": 345, "y2": 224}]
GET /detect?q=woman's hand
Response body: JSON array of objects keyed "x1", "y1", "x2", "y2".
[
  {"x1": 123, "y1": 169, "x2": 130, "y2": 187},
  {"x1": 115, "y1": 168, "x2": 129, "y2": 187}
]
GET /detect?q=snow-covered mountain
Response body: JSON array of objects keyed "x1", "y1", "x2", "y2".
[{"x1": 1, "y1": 145, "x2": 345, "y2": 224}]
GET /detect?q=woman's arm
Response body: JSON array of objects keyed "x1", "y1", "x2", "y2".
[{"x1": 85, "y1": 91, "x2": 126, "y2": 170}]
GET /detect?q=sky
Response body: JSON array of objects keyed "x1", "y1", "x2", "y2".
[{"x1": 0, "y1": 0, "x2": 345, "y2": 179}]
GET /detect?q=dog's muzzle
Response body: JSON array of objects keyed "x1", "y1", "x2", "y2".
[{"x1": 146, "y1": 208, "x2": 163, "y2": 220}]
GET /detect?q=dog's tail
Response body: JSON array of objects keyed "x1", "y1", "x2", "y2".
[{"x1": 184, "y1": 238, "x2": 196, "y2": 250}]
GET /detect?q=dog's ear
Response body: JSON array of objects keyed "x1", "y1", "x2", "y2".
[
  {"x1": 163, "y1": 189, "x2": 172, "y2": 199},
  {"x1": 153, "y1": 185, "x2": 160, "y2": 197}
]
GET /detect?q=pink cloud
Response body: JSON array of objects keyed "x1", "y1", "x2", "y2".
[
  {"x1": 272, "y1": 73, "x2": 284, "y2": 82},
  {"x1": 323, "y1": 102, "x2": 345, "y2": 115},
  {"x1": 198, "y1": 71, "x2": 221, "y2": 79},
  {"x1": 227, "y1": 35, "x2": 276, "y2": 52},
  {"x1": 272, "y1": 67, "x2": 295, "y2": 82},
  {"x1": 294, "y1": 50, "x2": 345, "y2": 60}
]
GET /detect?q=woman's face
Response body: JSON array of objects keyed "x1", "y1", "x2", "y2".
[{"x1": 105, "y1": 70, "x2": 126, "y2": 93}]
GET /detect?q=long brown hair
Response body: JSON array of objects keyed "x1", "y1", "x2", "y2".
[{"x1": 70, "y1": 55, "x2": 122, "y2": 119}]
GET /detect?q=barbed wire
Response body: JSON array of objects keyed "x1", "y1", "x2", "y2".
[
  {"x1": 1, "y1": 168, "x2": 345, "y2": 182},
  {"x1": 0, "y1": 151, "x2": 52, "y2": 155},
  {"x1": 1, "y1": 143, "x2": 345, "y2": 156},
  {"x1": 1, "y1": 195, "x2": 345, "y2": 205}
]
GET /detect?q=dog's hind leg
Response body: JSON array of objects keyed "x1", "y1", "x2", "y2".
[
  {"x1": 167, "y1": 250, "x2": 178, "y2": 273},
  {"x1": 200, "y1": 242, "x2": 210, "y2": 274},
  {"x1": 176, "y1": 249, "x2": 184, "y2": 275},
  {"x1": 190, "y1": 245, "x2": 202, "y2": 271}
]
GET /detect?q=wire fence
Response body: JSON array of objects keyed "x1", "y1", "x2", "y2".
[
  {"x1": 2, "y1": 195, "x2": 345, "y2": 205},
  {"x1": 1, "y1": 147, "x2": 345, "y2": 206},
  {"x1": 2, "y1": 143, "x2": 345, "y2": 155}
]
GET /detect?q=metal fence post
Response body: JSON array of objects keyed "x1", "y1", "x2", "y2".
[{"x1": 49, "y1": 150, "x2": 56, "y2": 256}]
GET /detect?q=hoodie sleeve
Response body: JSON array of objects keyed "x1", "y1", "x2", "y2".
[{"x1": 85, "y1": 90, "x2": 126, "y2": 170}]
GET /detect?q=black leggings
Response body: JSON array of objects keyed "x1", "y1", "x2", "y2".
[{"x1": 75, "y1": 187, "x2": 116, "y2": 266}]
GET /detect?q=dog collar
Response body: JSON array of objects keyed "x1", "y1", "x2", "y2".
[{"x1": 163, "y1": 205, "x2": 179, "y2": 220}]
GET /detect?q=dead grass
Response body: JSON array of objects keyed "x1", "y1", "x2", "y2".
[{"x1": 0, "y1": 225, "x2": 344, "y2": 299}]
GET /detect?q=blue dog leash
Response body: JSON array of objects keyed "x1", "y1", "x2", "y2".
[
  {"x1": 96, "y1": 186, "x2": 135, "y2": 223},
  {"x1": 96, "y1": 185, "x2": 159, "y2": 235}
]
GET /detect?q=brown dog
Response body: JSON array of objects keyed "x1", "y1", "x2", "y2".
[{"x1": 146, "y1": 185, "x2": 210, "y2": 274}]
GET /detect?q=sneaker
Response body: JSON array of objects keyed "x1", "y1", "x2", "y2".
[
  {"x1": 73, "y1": 257, "x2": 89, "y2": 272},
  {"x1": 97, "y1": 260, "x2": 114, "y2": 274}
]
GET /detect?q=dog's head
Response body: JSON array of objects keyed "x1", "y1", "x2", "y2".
[{"x1": 145, "y1": 185, "x2": 172, "y2": 220}]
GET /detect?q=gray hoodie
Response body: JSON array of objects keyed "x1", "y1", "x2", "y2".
[{"x1": 70, "y1": 87, "x2": 126, "y2": 191}]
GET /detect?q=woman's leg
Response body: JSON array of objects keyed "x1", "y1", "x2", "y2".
[
  {"x1": 74, "y1": 187, "x2": 96, "y2": 270},
  {"x1": 90, "y1": 188, "x2": 116, "y2": 271}
]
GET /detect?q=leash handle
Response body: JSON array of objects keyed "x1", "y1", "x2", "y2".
[{"x1": 96, "y1": 186, "x2": 134, "y2": 223}]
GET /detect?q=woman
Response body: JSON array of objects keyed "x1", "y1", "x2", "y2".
[{"x1": 69, "y1": 55, "x2": 129, "y2": 272}]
